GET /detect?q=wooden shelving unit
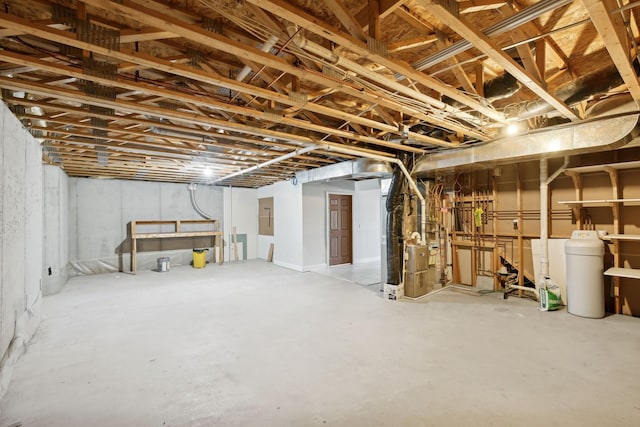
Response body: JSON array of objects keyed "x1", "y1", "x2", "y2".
[
  {"x1": 130, "y1": 219, "x2": 223, "y2": 273},
  {"x1": 562, "y1": 161, "x2": 640, "y2": 314}
]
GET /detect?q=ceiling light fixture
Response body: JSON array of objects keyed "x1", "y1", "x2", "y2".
[{"x1": 506, "y1": 123, "x2": 520, "y2": 135}]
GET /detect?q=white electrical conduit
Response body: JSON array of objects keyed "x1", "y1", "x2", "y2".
[
  {"x1": 212, "y1": 145, "x2": 318, "y2": 184},
  {"x1": 188, "y1": 183, "x2": 215, "y2": 220},
  {"x1": 212, "y1": 143, "x2": 427, "y2": 245}
]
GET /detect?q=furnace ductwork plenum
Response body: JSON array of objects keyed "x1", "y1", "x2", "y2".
[
  {"x1": 506, "y1": 60, "x2": 640, "y2": 121},
  {"x1": 386, "y1": 154, "x2": 412, "y2": 286}
]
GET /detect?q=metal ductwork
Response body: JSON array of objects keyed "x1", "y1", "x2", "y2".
[
  {"x1": 295, "y1": 158, "x2": 393, "y2": 183},
  {"x1": 413, "y1": 95, "x2": 640, "y2": 174},
  {"x1": 506, "y1": 61, "x2": 640, "y2": 120},
  {"x1": 386, "y1": 154, "x2": 412, "y2": 286},
  {"x1": 407, "y1": 0, "x2": 573, "y2": 74}
]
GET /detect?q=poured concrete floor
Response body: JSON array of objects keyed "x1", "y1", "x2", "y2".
[{"x1": 1, "y1": 260, "x2": 640, "y2": 427}]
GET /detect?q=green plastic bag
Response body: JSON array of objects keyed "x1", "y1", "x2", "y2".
[{"x1": 539, "y1": 276, "x2": 561, "y2": 311}]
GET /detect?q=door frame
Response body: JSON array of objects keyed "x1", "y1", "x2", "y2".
[{"x1": 326, "y1": 191, "x2": 353, "y2": 266}]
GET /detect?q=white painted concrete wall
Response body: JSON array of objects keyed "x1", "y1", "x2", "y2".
[
  {"x1": 223, "y1": 186, "x2": 258, "y2": 261},
  {"x1": 43, "y1": 165, "x2": 70, "y2": 295},
  {"x1": 68, "y1": 179, "x2": 223, "y2": 274},
  {"x1": 0, "y1": 102, "x2": 43, "y2": 395}
]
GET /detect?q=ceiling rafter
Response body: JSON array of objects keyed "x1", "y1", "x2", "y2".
[
  {"x1": 2, "y1": 5, "x2": 485, "y2": 144},
  {"x1": 0, "y1": 76, "x2": 398, "y2": 160},
  {"x1": 581, "y1": 0, "x2": 640, "y2": 107},
  {"x1": 420, "y1": 0, "x2": 580, "y2": 121},
  {"x1": 0, "y1": 16, "x2": 450, "y2": 150},
  {"x1": 323, "y1": 0, "x2": 367, "y2": 42},
  {"x1": 244, "y1": 0, "x2": 506, "y2": 122}
]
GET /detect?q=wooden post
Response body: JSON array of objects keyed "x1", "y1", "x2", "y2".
[
  {"x1": 233, "y1": 226, "x2": 239, "y2": 261},
  {"x1": 493, "y1": 173, "x2": 499, "y2": 290},
  {"x1": 131, "y1": 221, "x2": 137, "y2": 273},
  {"x1": 516, "y1": 165, "x2": 524, "y2": 297},
  {"x1": 606, "y1": 167, "x2": 622, "y2": 314},
  {"x1": 267, "y1": 243, "x2": 274, "y2": 262}
]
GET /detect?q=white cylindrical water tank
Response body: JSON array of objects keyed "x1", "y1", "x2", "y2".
[{"x1": 565, "y1": 230, "x2": 605, "y2": 318}]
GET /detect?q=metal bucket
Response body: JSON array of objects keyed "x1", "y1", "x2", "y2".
[{"x1": 157, "y1": 257, "x2": 170, "y2": 272}]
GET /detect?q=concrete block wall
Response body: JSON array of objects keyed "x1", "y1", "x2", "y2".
[
  {"x1": 0, "y1": 102, "x2": 43, "y2": 398},
  {"x1": 68, "y1": 178, "x2": 224, "y2": 274}
]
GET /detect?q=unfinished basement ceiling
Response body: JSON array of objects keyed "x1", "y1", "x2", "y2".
[{"x1": 0, "y1": 0, "x2": 637, "y2": 187}]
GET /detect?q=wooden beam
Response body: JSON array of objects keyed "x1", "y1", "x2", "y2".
[
  {"x1": 0, "y1": 18, "x2": 447, "y2": 148},
  {"x1": 499, "y1": 5, "x2": 543, "y2": 82},
  {"x1": 0, "y1": 7, "x2": 485, "y2": 140},
  {"x1": 582, "y1": 0, "x2": 640, "y2": 107},
  {"x1": 355, "y1": 0, "x2": 406, "y2": 29},
  {"x1": 0, "y1": 77, "x2": 405, "y2": 157},
  {"x1": 421, "y1": 0, "x2": 579, "y2": 121},
  {"x1": 388, "y1": 35, "x2": 438, "y2": 53},
  {"x1": 436, "y1": 39, "x2": 477, "y2": 95},
  {"x1": 536, "y1": 39, "x2": 546, "y2": 83},
  {"x1": 323, "y1": 0, "x2": 367, "y2": 42},
  {"x1": 459, "y1": 1, "x2": 507, "y2": 14},
  {"x1": 475, "y1": 62, "x2": 485, "y2": 97},
  {"x1": 119, "y1": 28, "x2": 178, "y2": 43},
  {"x1": 246, "y1": 0, "x2": 506, "y2": 122},
  {"x1": 368, "y1": 0, "x2": 381, "y2": 41}
]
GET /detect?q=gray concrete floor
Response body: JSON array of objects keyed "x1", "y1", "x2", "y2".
[
  {"x1": 308, "y1": 261, "x2": 381, "y2": 293},
  {"x1": 1, "y1": 260, "x2": 639, "y2": 427}
]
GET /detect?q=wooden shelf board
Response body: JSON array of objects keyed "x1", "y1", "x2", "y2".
[
  {"x1": 558, "y1": 199, "x2": 640, "y2": 205},
  {"x1": 565, "y1": 160, "x2": 640, "y2": 174},
  {"x1": 451, "y1": 239, "x2": 495, "y2": 248},
  {"x1": 603, "y1": 234, "x2": 640, "y2": 241},
  {"x1": 133, "y1": 231, "x2": 223, "y2": 239},
  {"x1": 605, "y1": 267, "x2": 640, "y2": 280}
]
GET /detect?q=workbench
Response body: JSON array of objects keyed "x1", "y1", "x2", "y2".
[{"x1": 130, "y1": 219, "x2": 223, "y2": 272}]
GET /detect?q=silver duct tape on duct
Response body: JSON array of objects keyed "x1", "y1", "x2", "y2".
[{"x1": 414, "y1": 95, "x2": 640, "y2": 174}]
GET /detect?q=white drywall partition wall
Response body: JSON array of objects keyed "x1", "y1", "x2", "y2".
[
  {"x1": 223, "y1": 186, "x2": 258, "y2": 261},
  {"x1": 302, "y1": 180, "x2": 355, "y2": 269},
  {"x1": 257, "y1": 180, "x2": 303, "y2": 270},
  {"x1": 353, "y1": 179, "x2": 382, "y2": 264},
  {"x1": 68, "y1": 179, "x2": 223, "y2": 274},
  {"x1": 0, "y1": 102, "x2": 43, "y2": 399},
  {"x1": 302, "y1": 183, "x2": 328, "y2": 269}
]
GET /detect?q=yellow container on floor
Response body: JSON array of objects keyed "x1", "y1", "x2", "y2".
[{"x1": 192, "y1": 249, "x2": 207, "y2": 268}]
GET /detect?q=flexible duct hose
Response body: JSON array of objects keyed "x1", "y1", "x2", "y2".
[
  {"x1": 386, "y1": 156, "x2": 410, "y2": 285},
  {"x1": 188, "y1": 183, "x2": 214, "y2": 220}
]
